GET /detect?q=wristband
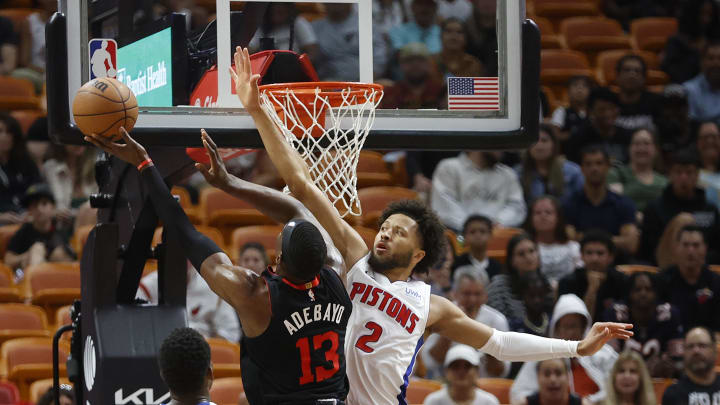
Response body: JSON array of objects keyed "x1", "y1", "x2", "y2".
[{"x1": 137, "y1": 158, "x2": 153, "y2": 171}]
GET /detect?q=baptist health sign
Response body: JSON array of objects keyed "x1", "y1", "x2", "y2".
[{"x1": 117, "y1": 28, "x2": 172, "y2": 107}]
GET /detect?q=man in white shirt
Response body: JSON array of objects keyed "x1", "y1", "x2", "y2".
[
  {"x1": 422, "y1": 269, "x2": 510, "y2": 378},
  {"x1": 137, "y1": 261, "x2": 241, "y2": 342},
  {"x1": 423, "y1": 344, "x2": 500, "y2": 405}
]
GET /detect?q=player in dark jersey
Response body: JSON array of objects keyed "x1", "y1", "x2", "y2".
[{"x1": 85, "y1": 128, "x2": 352, "y2": 405}]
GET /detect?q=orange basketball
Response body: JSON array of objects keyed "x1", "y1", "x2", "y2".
[{"x1": 72, "y1": 78, "x2": 138, "y2": 141}]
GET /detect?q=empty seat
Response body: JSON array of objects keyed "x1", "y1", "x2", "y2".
[
  {"x1": 476, "y1": 378, "x2": 513, "y2": 404},
  {"x1": 540, "y1": 49, "x2": 593, "y2": 102},
  {"x1": 631, "y1": 17, "x2": 678, "y2": 52},
  {"x1": 25, "y1": 262, "x2": 81, "y2": 321},
  {"x1": 0, "y1": 304, "x2": 51, "y2": 346},
  {"x1": 0, "y1": 337, "x2": 69, "y2": 400},
  {"x1": 486, "y1": 227, "x2": 524, "y2": 251},
  {"x1": 533, "y1": 16, "x2": 564, "y2": 49},
  {"x1": 230, "y1": 225, "x2": 282, "y2": 264},
  {"x1": 616, "y1": 264, "x2": 659, "y2": 275},
  {"x1": 357, "y1": 187, "x2": 419, "y2": 228},
  {"x1": 357, "y1": 151, "x2": 394, "y2": 188},
  {"x1": 199, "y1": 188, "x2": 276, "y2": 244},
  {"x1": 405, "y1": 378, "x2": 442, "y2": 404},
  {"x1": 0, "y1": 263, "x2": 20, "y2": 303},
  {"x1": 210, "y1": 377, "x2": 244, "y2": 405},
  {"x1": 207, "y1": 338, "x2": 241, "y2": 378},
  {"x1": 595, "y1": 50, "x2": 669, "y2": 86},
  {"x1": 652, "y1": 378, "x2": 674, "y2": 402},
  {"x1": 533, "y1": 0, "x2": 600, "y2": 31},
  {"x1": 561, "y1": 17, "x2": 631, "y2": 64},
  {"x1": 0, "y1": 76, "x2": 39, "y2": 109}
]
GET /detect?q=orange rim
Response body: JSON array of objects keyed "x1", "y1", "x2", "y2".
[{"x1": 259, "y1": 82, "x2": 383, "y2": 107}]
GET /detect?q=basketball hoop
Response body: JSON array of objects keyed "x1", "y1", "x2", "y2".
[{"x1": 258, "y1": 82, "x2": 383, "y2": 217}]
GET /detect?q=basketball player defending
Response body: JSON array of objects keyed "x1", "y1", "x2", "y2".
[
  {"x1": 85, "y1": 129, "x2": 352, "y2": 405},
  {"x1": 228, "y1": 46, "x2": 634, "y2": 405}
]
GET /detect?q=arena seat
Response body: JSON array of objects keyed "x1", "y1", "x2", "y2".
[
  {"x1": 0, "y1": 76, "x2": 39, "y2": 109},
  {"x1": 206, "y1": 338, "x2": 241, "y2": 378},
  {"x1": 25, "y1": 262, "x2": 81, "y2": 321},
  {"x1": 0, "y1": 337, "x2": 69, "y2": 400},
  {"x1": 476, "y1": 378, "x2": 513, "y2": 404},
  {"x1": 0, "y1": 303, "x2": 51, "y2": 346},
  {"x1": 72, "y1": 224, "x2": 94, "y2": 259},
  {"x1": 540, "y1": 49, "x2": 593, "y2": 102},
  {"x1": 29, "y1": 378, "x2": 71, "y2": 403},
  {"x1": 171, "y1": 186, "x2": 200, "y2": 224},
  {"x1": 405, "y1": 378, "x2": 442, "y2": 404},
  {"x1": 445, "y1": 229, "x2": 465, "y2": 256},
  {"x1": 210, "y1": 377, "x2": 244, "y2": 405},
  {"x1": 533, "y1": 16, "x2": 564, "y2": 49},
  {"x1": 532, "y1": 0, "x2": 600, "y2": 32},
  {"x1": 0, "y1": 381, "x2": 19, "y2": 405},
  {"x1": 595, "y1": 50, "x2": 669, "y2": 86},
  {"x1": 0, "y1": 264, "x2": 21, "y2": 303},
  {"x1": 153, "y1": 225, "x2": 227, "y2": 252},
  {"x1": 9, "y1": 109, "x2": 45, "y2": 136},
  {"x1": 357, "y1": 151, "x2": 394, "y2": 189},
  {"x1": 630, "y1": 17, "x2": 678, "y2": 52},
  {"x1": 357, "y1": 187, "x2": 419, "y2": 228},
  {"x1": 55, "y1": 305, "x2": 72, "y2": 329},
  {"x1": 199, "y1": 187, "x2": 276, "y2": 244},
  {"x1": 230, "y1": 225, "x2": 282, "y2": 264},
  {"x1": 652, "y1": 378, "x2": 675, "y2": 402},
  {"x1": 560, "y1": 17, "x2": 632, "y2": 64},
  {"x1": 0, "y1": 8, "x2": 40, "y2": 32},
  {"x1": 486, "y1": 227, "x2": 524, "y2": 252},
  {"x1": 709, "y1": 264, "x2": 720, "y2": 275},
  {"x1": 616, "y1": 264, "x2": 659, "y2": 275},
  {"x1": 0, "y1": 224, "x2": 21, "y2": 260}
]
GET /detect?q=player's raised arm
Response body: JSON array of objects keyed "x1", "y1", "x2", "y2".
[
  {"x1": 229, "y1": 46, "x2": 367, "y2": 270},
  {"x1": 426, "y1": 294, "x2": 633, "y2": 360},
  {"x1": 84, "y1": 129, "x2": 265, "y2": 319}
]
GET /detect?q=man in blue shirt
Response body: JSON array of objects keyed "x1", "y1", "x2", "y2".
[
  {"x1": 683, "y1": 41, "x2": 720, "y2": 125},
  {"x1": 563, "y1": 145, "x2": 639, "y2": 257},
  {"x1": 389, "y1": 0, "x2": 442, "y2": 54}
]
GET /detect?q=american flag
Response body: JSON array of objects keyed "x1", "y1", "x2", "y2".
[{"x1": 447, "y1": 77, "x2": 500, "y2": 110}]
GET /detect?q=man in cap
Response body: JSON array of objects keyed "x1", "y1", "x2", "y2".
[{"x1": 423, "y1": 344, "x2": 501, "y2": 405}]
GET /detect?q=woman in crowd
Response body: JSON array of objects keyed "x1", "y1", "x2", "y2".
[
  {"x1": 525, "y1": 359, "x2": 582, "y2": 405},
  {"x1": 43, "y1": 144, "x2": 98, "y2": 226},
  {"x1": 433, "y1": 18, "x2": 484, "y2": 79},
  {"x1": 0, "y1": 112, "x2": 41, "y2": 225},
  {"x1": 603, "y1": 351, "x2": 657, "y2": 405},
  {"x1": 516, "y1": 124, "x2": 584, "y2": 203}
]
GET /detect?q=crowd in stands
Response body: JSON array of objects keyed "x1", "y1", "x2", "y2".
[{"x1": 2, "y1": 0, "x2": 720, "y2": 404}]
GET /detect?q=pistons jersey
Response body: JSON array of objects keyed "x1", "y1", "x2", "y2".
[{"x1": 344, "y1": 254, "x2": 431, "y2": 405}]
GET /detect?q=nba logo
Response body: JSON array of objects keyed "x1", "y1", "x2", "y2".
[{"x1": 88, "y1": 39, "x2": 117, "y2": 80}]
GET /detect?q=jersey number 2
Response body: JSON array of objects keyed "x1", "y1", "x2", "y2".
[
  {"x1": 355, "y1": 322, "x2": 383, "y2": 353},
  {"x1": 296, "y1": 331, "x2": 340, "y2": 385}
]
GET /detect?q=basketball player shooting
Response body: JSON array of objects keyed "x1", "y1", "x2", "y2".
[
  {"x1": 228, "y1": 46, "x2": 635, "y2": 405},
  {"x1": 85, "y1": 128, "x2": 353, "y2": 405}
]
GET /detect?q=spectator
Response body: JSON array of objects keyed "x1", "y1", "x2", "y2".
[
  {"x1": 563, "y1": 146, "x2": 639, "y2": 257},
  {"x1": 436, "y1": 0, "x2": 473, "y2": 23},
  {"x1": 248, "y1": 3, "x2": 318, "y2": 59},
  {"x1": 566, "y1": 88, "x2": 632, "y2": 165},
  {"x1": 656, "y1": 85, "x2": 696, "y2": 161},
  {"x1": 0, "y1": 16, "x2": 18, "y2": 75},
  {"x1": 511, "y1": 294, "x2": 618, "y2": 405},
  {"x1": 657, "y1": 225, "x2": 720, "y2": 332},
  {"x1": 558, "y1": 230, "x2": 628, "y2": 323},
  {"x1": 551, "y1": 75, "x2": 593, "y2": 143},
  {"x1": 13, "y1": 0, "x2": 56, "y2": 93},
  {"x1": 4, "y1": 184, "x2": 75, "y2": 270},
  {"x1": 607, "y1": 128, "x2": 668, "y2": 215},
  {"x1": 381, "y1": 43, "x2": 444, "y2": 109},
  {"x1": 524, "y1": 196, "x2": 583, "y2": 287},
  {"x1": 158, "y1": 327, "x2": 214, "y2": 404},
  {"x1": 464, "y1": 0, "x2": 497, "y2": 75},
  {"x1": 515, "y1": 124, "x2": 584, "y2": 203},
  {"x1": 452, "y1": 215, "x2": 502, "y2": 286},
  {"x1": 405, "y1": 150, "x2": 459, "y2": 198},
  {"x1": 0, "y1": 112, "x2": 41, "y2": 225},
  {"x1": 487, "y1": 233, "x2": 546, "y2": 321},
  {"x1": 695, "y1": 122, "x2": 720, "y2": 207},
  {"x1": 614, "y1": 55, "x2": 662, "y2": 132},
  {"x1": 509, "y1": 271, "x2": 553, "y2": 337},
  {"x1": 36, "y1": 384, "x2": 74, "y2": 405},
  {"x1": 389, "y1": 0, "x2": 442, "y2": 54},
  {"x1": 423, "y1": 345, "x2": 500, "y2": 405},
  {"x1": 373, "y1": 0, "x2": 409, "y2": 39},
  {"x1": 661, "y1": 327, "x2": 720, "y2": 405},
  {"x1": 238, "y1": 242, "x2": 269, "y2": 275},
  {"x1": 43, "y1": 144, "x2": 98, "y2": 225},
  {"x1": 433, "y1": 18, "x2": 484, "y2": 79},
  {"x1": 683, "y1": 41, "x2": 720, "y2": 125},
  {"x1": 525, "y1": 359, "x2": 583, "y2": 405},
  {"x1": 312, "y1": 4, "x2": 388, "y2": 81},
  {"x1": 423, "y1": 269, "x2": 510, "y2": 379},
  {"x1": 432, "y1": 151, "x2": 527, "y2": 230},
  {"x1": 604, "y1": 272, "x2": 684, "y2": 378},
  {"x1": 603, "y1": 351, "x2": 658, "y2": 405},
  {"x1": 137, "y1": 262, "x2": 241, "y2": 342},
  {"x1": 640, "y1": 149, "x2": 720, "y2": 264},
  {"x1": 661, "y1": 0, "x2": 720, "y2": 84}
]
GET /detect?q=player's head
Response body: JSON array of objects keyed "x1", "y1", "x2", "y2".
[
  {"x1": 370, "y1": 200, "x2": 445, "y2": 277},
  {"x1": 276, "y1": 219, "x2": 327, "y2": 282},
  {"x1": 158, "y1": 327, "x2": 212, "y2": 399}
]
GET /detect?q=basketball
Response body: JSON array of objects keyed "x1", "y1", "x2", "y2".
[{"x1": 72, "y1": 77, "x2": 138, "y2": 141}]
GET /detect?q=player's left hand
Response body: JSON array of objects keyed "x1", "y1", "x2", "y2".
[
  {"x1": 195, "y1": 129, "x2": 230, "y2": 188},
  {"x1": 84, "y1": 127, "x2": 150, "y2": 168},
  {"x1": 577, "y1": 322, "x2": 633, "y2": 357}
]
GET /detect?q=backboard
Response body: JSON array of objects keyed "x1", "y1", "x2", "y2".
[{"x1": 49, "y1": 0, "x2": 539, "y2": 150}]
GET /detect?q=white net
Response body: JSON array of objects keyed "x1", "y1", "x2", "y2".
[{"x1": 259, "y1": 83, "x2": 383, "y2": 217}]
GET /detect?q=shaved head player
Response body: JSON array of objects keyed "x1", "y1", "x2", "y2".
[{"x1": 228, "y1": 46, "x2": 634, "y2": 404}]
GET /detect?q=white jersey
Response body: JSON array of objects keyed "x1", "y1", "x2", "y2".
[{"x1": 344, "y1": 254, "x2": 431, "y2": 405}]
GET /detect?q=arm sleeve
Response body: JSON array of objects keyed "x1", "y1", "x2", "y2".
[
  {"x1": 479, "y1": 329, "x2": 579, "y2": 362},
  {"x1": 140, "y1": 166, "x2": 222, "y2": 271}
]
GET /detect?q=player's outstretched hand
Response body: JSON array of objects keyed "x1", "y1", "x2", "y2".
[
  {"x1": 228, "y1": 46, "x2": 262, "y2": 113},
  {"x1": 195, "y1": 129, "x2": 230, "y2": 188},
  {"x1": 577, "y1": 322, "x2": 633, "y2": 357},
  {"x1": 84, "y1": 127, "x2": 149, "y2": 168}
]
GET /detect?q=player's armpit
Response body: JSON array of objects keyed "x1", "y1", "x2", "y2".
[{"x1": 426, "y1": 294, "x2": 494, "y2": 349}]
